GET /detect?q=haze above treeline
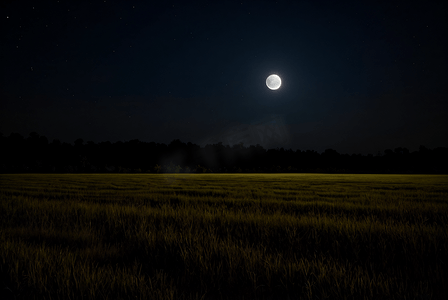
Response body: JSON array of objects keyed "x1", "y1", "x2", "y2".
[{"x1": 1, "y1": 132, "x2": 447, "y2": 174}]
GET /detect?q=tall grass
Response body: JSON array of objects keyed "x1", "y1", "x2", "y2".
[{"x1": 1, "y1": 174, "x2": 447, "y2": 299}]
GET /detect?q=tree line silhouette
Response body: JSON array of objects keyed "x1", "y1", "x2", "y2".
[{"x1": 1, "y1": 132, "x2": 447, "y2": 174}]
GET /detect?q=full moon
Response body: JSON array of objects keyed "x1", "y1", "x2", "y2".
[{"x1": 266, "y1": 74, "x2": 281, "y2": 90}]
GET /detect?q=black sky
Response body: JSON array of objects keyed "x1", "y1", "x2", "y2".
[{"x1": 1, "y1": 0, "x2": 447, "y2": 154}]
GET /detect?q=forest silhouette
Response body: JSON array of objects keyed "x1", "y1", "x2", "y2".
[{"x1": 1, "y1": 132, "x2": 447, "y2": 174}]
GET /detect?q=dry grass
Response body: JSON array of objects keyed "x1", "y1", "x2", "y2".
[{"x1": 1, "y1": 173, "x2": 447, "y2": 299}]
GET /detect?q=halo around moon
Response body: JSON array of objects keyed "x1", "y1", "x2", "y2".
[{"x1": 266, "y1": 74, "x2": 281, "y2": 90}]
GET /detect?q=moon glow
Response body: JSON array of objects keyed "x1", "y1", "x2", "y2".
[{"x1": 266, "y1": 74, "x2": 281, "y2": 90}]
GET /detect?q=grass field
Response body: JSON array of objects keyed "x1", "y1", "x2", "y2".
[{"x1": 1, "y1": 173, "x2": 447, "y2": 299}]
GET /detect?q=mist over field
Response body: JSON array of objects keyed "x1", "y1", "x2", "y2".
[{"x1": 2, "y1": 132, "x2": 447, "y2": 174}]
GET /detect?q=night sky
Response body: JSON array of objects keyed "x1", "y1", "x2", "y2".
[{"x1": 1, "y1": 0, "x2": 447, "y2": 154}]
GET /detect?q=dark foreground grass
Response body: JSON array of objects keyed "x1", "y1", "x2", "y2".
[{"x1": 0, "y1": 174, "x2": 447, "y2": 299}]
